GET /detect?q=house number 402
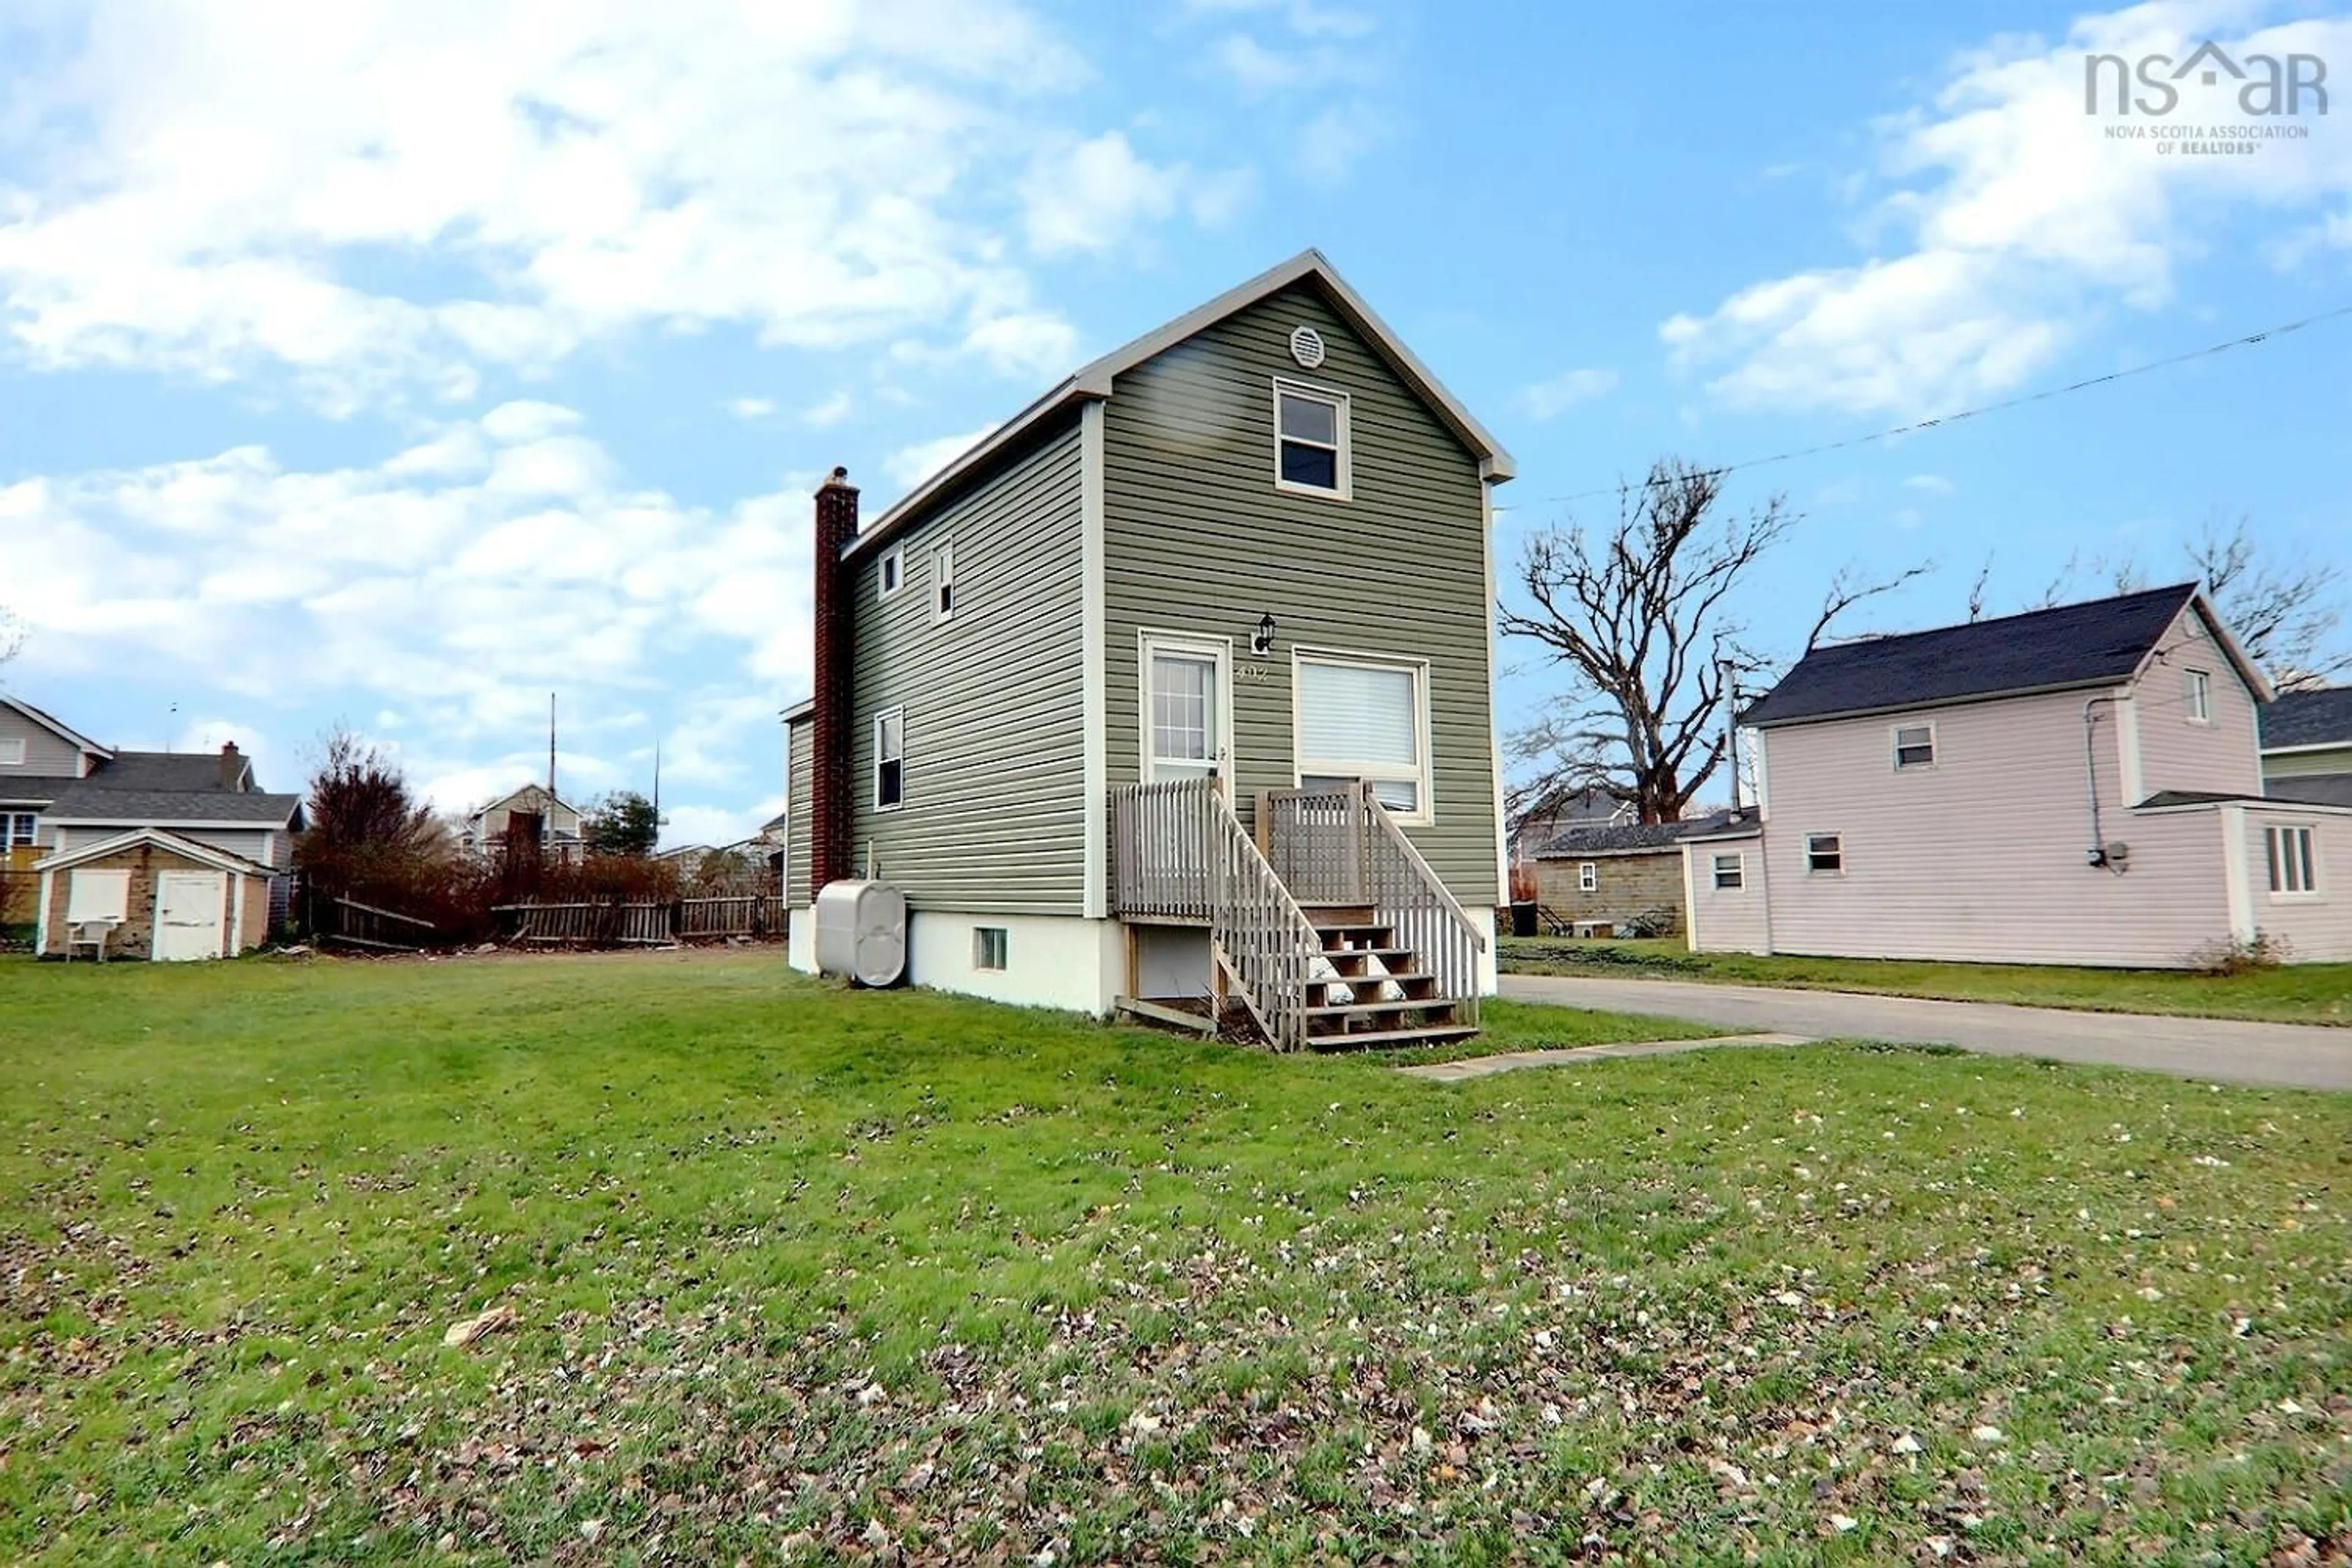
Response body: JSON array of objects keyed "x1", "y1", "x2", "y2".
[{"x1": 1235, "y1": 662, "x2": 1279, "y2": 684}]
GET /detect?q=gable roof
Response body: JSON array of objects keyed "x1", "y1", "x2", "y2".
[
  {"x1": 467, "y1": 782, "x2": 579, "y2": 821},
  {"x1": 1738, "y1": 584, "x2": 2261, "y2": 728},
  {"x1": 85, "y1": 750, "x2": 249, "y2": 792},
  {"x1": 1534, "y1": 808, "x2": 1750, "y2": 858},
  {"x1": 42, "y1": 782, "x2": 303, "y2": 827},
  {"x1": 0, "y1": 694, "x2": 109, "y2": 756},
  {"x1": 843, "y1": 248, "x2": 1513, "y2": 562},
  {"x1": 2261, "y1": 687, "x2": 2352, "y2": 751},
  {"x1": 34, "y1": 824, "x2": 274, "y2": 876}
]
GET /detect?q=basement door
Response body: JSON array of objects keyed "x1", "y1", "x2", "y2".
[{"x1": 152, "y1": 870, "x2": 227, "y2": 962}]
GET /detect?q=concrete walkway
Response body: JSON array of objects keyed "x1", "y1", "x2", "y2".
[
  {"x1": 1501, "y1": 974, "x2": 2352, "y2": 1091},
  {"x1": 1399, "y1": 1033, "x2": 1813, "y2": 1082}
]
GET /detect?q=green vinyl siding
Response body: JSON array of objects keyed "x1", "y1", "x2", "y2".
[
  {"x1": 2266, "y1": 745, "x2": 2352, "y2": 780},
  {"x1": 785, "y1": 719, "x2": 813, "y2": 909},
  {"x1": 1100, "y1": 283, "x2": 1502, "y2": 906},
  {"x1": 847, "y1": 418, "x2": 1087, "y2": 913}
]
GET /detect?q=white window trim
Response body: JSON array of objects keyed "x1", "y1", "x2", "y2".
[
  {"x1": 0, "y1": 738, "x2": 24, "y2": 766},
  {"x1": 1804, "y1": 832, "x2": 1845, "y2": 876},
  {"x1": 1291, "y1": 646, "x2": 1434, "y2": 826},
  {"x1": 1139, "y1": 630, "x2": 1234, "y2": 785},
  {"x1": 878, "y1": 545, "x2": 905, "y2": 601},
  {"x1": 1710, "y1": 852, "x2": 1745, "y2": 891},
  {"x1": 1890, "y1": 720, "x2": 1937, "y2": 771},
  {"x1": 1578, "y1": 861, "x2": 1598, "y2": 892},
  {"x1": 2184, "y1": 667, "x2": 2212, "y2": 725},
  {"x1": 973, "y1": 925, "x2": 1009, "y2": 971},
  {"x1": 2264, "y1": 822, "x2": 2321, "y2": 900},
  {"x1": 7, "y1": 811, "x2": 36, "y2": 848},
  {"x1": 930, "y1": 541, "x2": 956, "y2": 625},
  {"x1": 872, "y1": 705, "x2": 907, "y2": 812},
  {"x1": 1272, "y1": 377, "x2": 1352, "y2": 502}
]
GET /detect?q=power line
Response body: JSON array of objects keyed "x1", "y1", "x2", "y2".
[{"x1": 1510, "y1": 300, "x2": 2352, "y2": 510}]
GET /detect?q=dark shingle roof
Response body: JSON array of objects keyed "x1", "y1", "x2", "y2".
[
  {"x1": 1534, "y1": 808, "x2": 1748, "y2": 858},
  {"x1": 2261, "y1": 687, "x2": 2352, "y2": 750},
  {"x1": 2267, "y1": 774, "x2": 2352, "y2": 809},
  {"x1": 83, "y1": 750, "x2": 244, "y2": 791},
  {"x1": 43, "y1": 783, "x2": 301, "y2": 826},
  {"x1": 1739, "y1": 584, "x2": 2201, "y2": 728}
]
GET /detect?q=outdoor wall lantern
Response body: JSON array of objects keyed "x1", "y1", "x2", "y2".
[{"x1": 1252, "y1": 612, "x2": 1278, "y2": 656}]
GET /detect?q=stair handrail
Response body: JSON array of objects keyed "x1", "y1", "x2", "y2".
[{"x1": 1205, "y1": 786, "x2": 1325, "y2": 1052}]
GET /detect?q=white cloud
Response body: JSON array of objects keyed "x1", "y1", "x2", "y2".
[
  {"x1": 1660, "y1": 2, "x2": 2352, "y2": 416},
  {"x1": 960, "y1": 312, "x2": 1081, "y2": 378},
  {"x1": 1295, "y1": 101, "x2": 1388, "y2": 183},
  {"x1": 727, "y1": 396, "x2": 778, "y2": 421},
  {"x1": 1018, "y1": 130, "x2": 1251, "y2": 258},
  {"x1": 801, "y1": 390, "x2": 854, "y2": 427},
  {"x1": 1903, "y1": 473, "x2": 1956, "y2": 497},
  {"x1": 0, "y1": 1, "x2": 1175, "y2": 408},
  {"x1": 1520, "y1": 367, "x2": 1619, "y2": 421},
  {"x1": 884, "y1": 425, "x2": 998, "y2": 489}
]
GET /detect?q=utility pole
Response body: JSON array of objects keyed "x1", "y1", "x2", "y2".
[{"x1": 547, "y1": 692, "x2": 557, "y2": 801}]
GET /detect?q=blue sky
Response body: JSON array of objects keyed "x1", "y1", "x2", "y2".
[{"x1": 1, "y1": 0, "x2": 2346, "y2": 843}]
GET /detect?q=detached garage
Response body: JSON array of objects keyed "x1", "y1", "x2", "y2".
[{"x1": 33, "y1": 827, "x2": 273, "y2": 962}]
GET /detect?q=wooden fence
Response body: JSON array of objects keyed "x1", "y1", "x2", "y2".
[
  {"x1": 312, "y1": 894, "x2": 437, "y2": 952},
  {"x1": 494, "y1": 895, "x2": 776, "y2": 946}
]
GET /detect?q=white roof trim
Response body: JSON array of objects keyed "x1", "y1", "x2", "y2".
[
  {"x1": 47, "y1": 816, "x2": 291, "y2": 830},
  {"x1": 2261, "y1": 740, "x2": 2352, "y2": 756},
  {"x1": 843, "y1": 248, "x2": 1513, "y2": 562},
  {"x1": 33, "y1": 825, "x2": 274, "y2": 876},
  {"x1": 1, "y1": 695, "x2": 110, "y2": 757}
]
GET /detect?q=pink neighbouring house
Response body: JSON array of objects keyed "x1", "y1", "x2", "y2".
[{"x1": 1684, "y1": 583, "x2": 2352, "y2": 967}]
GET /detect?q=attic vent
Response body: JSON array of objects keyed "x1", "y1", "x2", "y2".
[{"x1": 1288, "y1": 325, "x2": 1326, "y2": 369}]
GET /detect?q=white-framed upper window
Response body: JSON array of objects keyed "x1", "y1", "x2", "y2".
[
  {"x1": 0, "y1": 738, "x2": 24, "y2": 766},
  {"x1": 931, "y1": 541, "x2": 956, "y2": 624},
  {"x1": 1273, "y1": 380, "x2": 1350, "y2": 499},
  {"x1": 878, "y1": 545, "x2": 905, "y2": 600},
  {"x1": 2266, "y1": 823, "x2": 2318, "y2": 897},
  {"x1": 973, "y1": 926, "x2": 1008, "y2": 971},
  {"x1": 6, "y1": 812, "x2": 34, "y2": 848},
  {"x1": 1711, "y1": 853, "x2": 1744, "y2": 891},
  {"x1": 2184, "y1": 668, "x2": 2212, "y2": 723},
  {"x1": 1578, "y1": 861, "x2": 1599, "y2": 893},
  {"x1": 873, "y1": 706, "x2": 906, "y2": 810},
  {"x1": 1806, "y1": 833, "x2": 1844, "y2": 875},
  {"x1": 1892, "y1": 723, "x2": 1936, "y2": 771},
  {"x1": 1294, "y1": 650, "x2": 1431, "y2": 823}
]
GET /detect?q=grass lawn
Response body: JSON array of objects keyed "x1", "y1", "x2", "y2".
[
  {"x1": 2, "y1": 952, "x2": 2348, "y2": 1562},
  {"x1": 1502, "y1": 936, "x2": 2352, "y2": 1027}
]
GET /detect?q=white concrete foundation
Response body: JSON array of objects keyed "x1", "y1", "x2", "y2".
[
  {"x1": 905, "y1": 910, "x2": 1123, "y2": 1014},
  {"x1": 785, "y1": 906, "x2": 818, "y2": 975}
]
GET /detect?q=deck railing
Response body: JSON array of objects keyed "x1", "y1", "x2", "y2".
[
  {"x1": 1109, "y1": 778, "x2": 1325, "y2": 1050},
  {"x1": 1262, "y1": 783, "x2": 1487, "y2": 1029}
]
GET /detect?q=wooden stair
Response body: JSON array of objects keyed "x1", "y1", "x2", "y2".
[{"x1": 1297, "y1": 904, "x2": 1477, "y2": 1052}]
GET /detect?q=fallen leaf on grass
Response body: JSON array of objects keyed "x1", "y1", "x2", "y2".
[{"x1": 442, "y1": 1305, "x2": 518, "y2": 1349}]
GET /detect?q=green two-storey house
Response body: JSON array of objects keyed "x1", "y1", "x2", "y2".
[{"x1": 783, "y1": 251, "x2": 1513, "y2": 1049}]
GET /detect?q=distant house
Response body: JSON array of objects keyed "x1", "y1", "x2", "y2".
[
  {"x1": 459, "y1": 783, "x2": 582, "y2": 863},
  {"x1": 1531, "y1": 809, "x2": 1746, "y2": 935},
  {"x1": 1507, "y1": 786, "x2": 1634, "y2": 868},
  {"x1": 2, "y1": 695, "x2": 303, "y2": 956},
  {"x1": 1689, "y1": 584, "x2": 2350, "y2": 966},
  {"x1": 2261, "y1": 687, "x2": 2352, "y2": 809}
]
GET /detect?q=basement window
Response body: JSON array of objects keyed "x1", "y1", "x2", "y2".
[
  {"x1": 873, "y1": 706, "x2": 905, "y2": 810},
  {"x1": 1578, "y1": 861, "x2": 1598, "y2": 892},
  {"x1": 1711, "y1": 853, "x2": 1744, "y2": 891},
  {"x1": 2266, "y1": 824, "x2": 2317, "y2": 897},
  {"x1": 973, "y1": 926, "x2": 1008, "y2": 971},
  {"x1": 1892, "y1": 723, "x2": 1936, "y2": 770},
  {"x1": 1806, "y1": 833, "x2": 1844, "y2": 875},
  {"x1": 1273, "y1": 380, "x2": 1349, "y2": 499}
]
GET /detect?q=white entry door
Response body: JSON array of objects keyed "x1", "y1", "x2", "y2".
[
  {"x1": 152, "y1": 871, "x2": 227, "y2": 962},
  {"x1": 1142, "y1": 635, "x2": 1231, "y2": 785}
]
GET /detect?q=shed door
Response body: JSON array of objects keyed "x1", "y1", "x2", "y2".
[{"x1": 153, "y1": 871, "x2": 227, "y2": 961}]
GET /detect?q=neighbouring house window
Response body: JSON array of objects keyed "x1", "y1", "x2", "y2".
[
  {"x1": 874, "y1": 707, "x2": 905, "y2": 809},
  {"x1": 932, "y1": 542, "x2": 956, "y2": 624},
  {"x1": 2266, "y1": 824, "x2": 2318, "y2": 896},
  {"x1": 878, "y1": 546, "x2": 904, "y2": 600},
  {"x1": 973, "y1": 926, "x2": 1008, "y2": 970},
  {"x1": 1806, "y1": 833, "x2": 1844, "y2": 874},
  {"x1": 6, "y1": 812, "x2": 34, "y2": 848},
  {"x1": 2184, "y1": 668, "x2": 2212, "y2": 723},
  {"x1": 1295, "y1": 652, "x2": 1431, "y2": 821},
  {"x1": 1273, "y1": 381, "x2": 1349, "y2": 498},
  {"x1": 0, "y1": 739, "x2": 24, "y2": 765},
  {"x1": 1893, "y1": 723, "x2": 1936, "y2": 770},
  {"x1": 65, "y1": 868, "x2": 130, "y2": 924},
  {"x1": 1711, "y1": 853, "x2": 1744, "y2": 891},
  {"x1": 1578, "y1": 861, "x2": 1598, "y2": 892}
]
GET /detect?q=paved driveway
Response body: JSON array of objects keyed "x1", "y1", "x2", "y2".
[{"x1": 1501, "y1": 974, "x2": 2352, "y2": 1091}]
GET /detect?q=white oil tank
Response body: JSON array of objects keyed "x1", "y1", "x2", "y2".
[{"x1": 813, "y1": 880, "x2": 908, "y2": 987}]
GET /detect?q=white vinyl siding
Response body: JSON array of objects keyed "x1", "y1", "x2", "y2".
[
  {"x1": 1711, "y1": 853, "x2": 1744, "y2": 890},
  {"x1": 1295, "y1": 652, "x2": 1431, "y2": 822},
  {"x1": 2184, "y1": 668, "x2": 2211, "y2": 723},
  {"x1": 873, "y1": 707, "x2": 905, "y2": 810},
  {"x1": 2267, "y1": 824, "x2": 2318, "y2": 897},
  {"x1": 1806, "y1": 833, "x2": 1844, "y2": 875},
  {"x1": 1272, "y1": 380, "x2": 1349, "y2": 499},
  {"x1": 1893, "y1": 723, "x2": 1936, "y2": 770}
]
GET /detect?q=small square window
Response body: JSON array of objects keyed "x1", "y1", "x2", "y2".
[
  {"x1": 878, "y1": 546, "x2": 904, "y2": 600},
  {"x1": 0, "y1": 738, "x2": 24, "y2": 766},
  {"x1": 1806, "y1": 834, "x2": 1844, "y2": 875},
  {"x1": 973, "y1": 926, "x2": 1008, "y2": 971},
  {"x1": 1711, "y1": 853, "x2": 1744, "y2": 891},
  {"x1": 932, "y1": 542, "x2": 956, "y2": 624},
  {"x1": 2184, "y1": 668, "x2": 2212, "y2": 723},
  {"x1": 2266, "y1": 824, "x2": 2317, "y2": 896},
  {"x1": 1578, "y1": 861, "x2": 1598, "y2": 892},
  {"x1": 874, "y1": 707, "x2": 905, "y2": 810},
  {"x1": 1273, "y1": 382, "x2": 1349, "y2": 499},
  {"x1": 1893, "y1": 724, "x2": 1935, "y2": 769}
]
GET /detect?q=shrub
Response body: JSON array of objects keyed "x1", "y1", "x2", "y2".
[{"x1": 2182, "y1": 930, "x2": 2293, "y2": 976}]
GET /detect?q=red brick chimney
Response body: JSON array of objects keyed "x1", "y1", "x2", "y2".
[
  {"x1": 219, "y1": 741, "x2": 244, "y2": 791},
  {"x1": 810, "y1": 467, "x2": 859, "y2": 898}
]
